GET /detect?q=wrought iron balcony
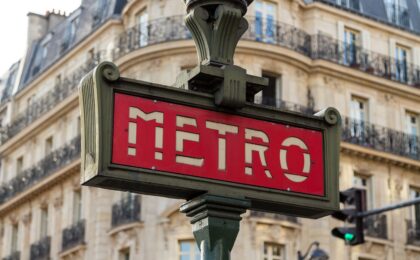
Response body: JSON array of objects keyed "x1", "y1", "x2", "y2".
[
  {"x1": 62, "y1": 220, "x2": 85, "y2": 252},
  {"x1": 111, "y1": 194, "x2": 141, "y2": 228},
  {"x1": 2, "y1": 251, "x2": 20, "y2": 260},
  {"x1": 112, "y1": 15, "x2": 191, "y2": 61},
  {"x1": 30, "y1": 236, "x2": 51, "y2": 260},
  {"x1": 250, "y1": 210, "x2": 299, "y2": 223},
  {"x1": 253, "y1": 96, "x2": 315, "y2": 115},
  {"x1": 243, "y1": 16, "x2": 312, "y2": 57},
  {"x1": 0, "y1": 135, "x2": 81, "y2": 205},
  {"x1": 0, "y1": 53, "x2": 103, "y2": 144},
  {"x1": 407, "y1": 219, "x2": 420, "y2": 246},
  {"x1": 364, "y1": 214, "x2": 388, "y2": 240},
  {"x1": 311, "y1": 34, "x2": 420, "y2": 87},
  {"x1": 342, "y1": 117, "x2": 420, "y2": 160}
]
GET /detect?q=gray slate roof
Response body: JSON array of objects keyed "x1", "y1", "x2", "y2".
[{"x1": 18, "y1": 0, "x2": 127, "y2": 92}]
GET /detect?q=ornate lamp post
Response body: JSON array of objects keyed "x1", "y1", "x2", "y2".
[{"x1": 298, "y1": 242, "x2": 330, "y2": 260}]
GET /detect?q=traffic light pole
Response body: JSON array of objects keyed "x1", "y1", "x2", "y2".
[{"x1": 356, "y1": 196, "x2": 420, "y2": 218}]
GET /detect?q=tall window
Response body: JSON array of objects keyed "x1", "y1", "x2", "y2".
[
  {"x1": 350, "y1": 96, "x2": 368, "y2": 138},
  {"x1": 260, "y1": 73, "x2": 282, "y2": 108},
  {"x1": 410, "y1": 188, "x2": 420, "y2": 230},
  {"x1": 40, "y1": 207, "x2": 48, "y2": 238},
  {"x1": 16, "y1": 156, "x2": 24, "y2": 175},
  {"x1": 254, "y1": 0, "x2": 277, "y2": 43},
  {"x1": 70, "y1": 17, "x2": 80, "y2": 44},
  {"x1": 45, "y1": 136, "x2": 53, "y2": 155},
  {"x1": 385, "y1": 0, "x2": 409, "y2": 26},
  {"x1": 136, "y1": 9, "x2": 148, "y2": 47},
  {"x1": 179, "y1": 240, "x2": 200, "y2": 260},
  {"x1": 343, "y1": 28, "x2": 360, "y2": 66},
  {"x1": 263, "y1": 243, "x2": 285, "y2": 260},
  {"x1": 11, "y1": 224, "x2": 18, "y2": 253},
  {"x1": 119, "y1": 248, "x2": 130, "y2": 260},
  {"x1": 73, "y1": 190, "x2": 82, "y2": 224},
  {"x1": 406, "y1": 112, "x2": 419, "y2": 155},
  {"x1": 353, "y1": 174, "x2": 373, "y2": 210},
  {"x1": 395, "y1": 45, "x2": 409, "y2": 83}
]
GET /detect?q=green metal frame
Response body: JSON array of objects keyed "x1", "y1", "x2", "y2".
[{"x1": 79, "y1": 62, "x2": 341, "y2": 219}]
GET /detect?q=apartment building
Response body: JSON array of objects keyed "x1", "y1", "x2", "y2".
[{"x1": 0, "y1": 0, "x2": 419, "y2": 259}]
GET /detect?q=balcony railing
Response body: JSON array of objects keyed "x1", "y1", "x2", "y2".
[
  {"x1": 2, "y1": 252, "x2": 20, "y2": 260},
  {"x1": 312, "y1": 34, "x2": 420, "y2": 87},
  {"x1": 111, "y1": 194, "x2": 141, "y2": 228},
  {"x1": 364, "y1": 214, "x2": 388, "y2": 240},
  {"x1": 253, "y1": 96, "x2": 315, "y2": 115},
  {"x1": 342, "y1": 117, "x2": 420, "y2": 160},
  {"x1": 0, "y1": 135, "x2": 81, "y2": 204},
  {"x1": 407, "y1": 219, "x2": 420, "y2": 246},
  {"x1": 243, "y1": 17, "x2": 312, "y2": 57},
  {"x1": 112, "y1": 15, "x2": 191, "y2": 61},
  {"x1": 62, "y1": 220, "x2": 85, "y2": 252},
  {"x1": 0, "y1": 53, "x2": 103, "y2": 144},
  {"x1": 30, "y1": 236, "x2": 51, "y2": 260},
  {"x1": 249, "y1": 210, "x2": 299, "y2": 223}
]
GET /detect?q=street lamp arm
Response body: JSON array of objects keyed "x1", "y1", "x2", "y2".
[{"x1": 297, "y1": 242, "x2": 320, "y2": 260}]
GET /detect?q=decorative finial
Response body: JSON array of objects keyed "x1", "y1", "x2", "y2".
[{"x1": 183, "y1": 0, "x2": 254, "y2": 66}]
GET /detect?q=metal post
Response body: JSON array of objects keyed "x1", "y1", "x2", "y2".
[{"x1": 180, "y1": 194, "x2": 251, "y2": 260}]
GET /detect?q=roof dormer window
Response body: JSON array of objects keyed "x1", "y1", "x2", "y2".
[{"x1": 385, "y1": 0, "x2": 410, "y2": 27}]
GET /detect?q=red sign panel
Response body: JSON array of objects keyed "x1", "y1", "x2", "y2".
[{"x1": 112, "y1": 93, "x2": 325, "y2": 196}]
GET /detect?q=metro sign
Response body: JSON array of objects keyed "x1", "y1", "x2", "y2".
[
  {"x1": 80, "y1": 63, "x2": 341, "y2": 218},
  {"x1": 113, "y1": 93, "x2": 324, "y2": 196}
]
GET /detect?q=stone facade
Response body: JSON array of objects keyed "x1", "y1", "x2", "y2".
[{"x1": 0, "y1": 0, "x2": 419, "y2": 259}]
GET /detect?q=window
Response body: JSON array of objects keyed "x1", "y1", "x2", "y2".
[
  {"x1": 70, "y1": 17, "x2": 80, "y2": 44},
  {"x1": 410, "y1": 188, "x2": 420, "y2": 230},
  {"x1": 353, "y1": 174, "x2": 373, "y2": 210},
  {"x1": 16, "y1": 156, "x2": 24, "y2": 175},
  {"x1": 406, "y1": 112, "x2": 419, "y2": 155},
  {"x1": 385, "y1": 0, "x2": 409, "y2": 26},
  {"x1": 40, "y1": 207, "x2": 48, "y2": 238},
  {"x1": 263, "y1": 243, "x2": 285, "y2": 260},
  {"x1": 395, "y1": 45, "x2": 409, "y2": 83},
  {"x1": 45, "y1": 136, "x2": 53, "y2": 155},
  {"x1": 73, "y1": 190, "x2": 82, "y2": 224},
  {"x1": 179, "y1": 240, "x2": 200, "y2": 260},
  {"x1": 343, "y1": 28, "x2": 360, "y2": 66},
  {"x1": 350, "y1": 96, "x2": 368, "y2": 138},
  {"x1": 337, "y1": 0, "x2": 360, "y2": 10},
  {"x1": 41, "y1": 41, "x2": 49, "y2": 60},
  {"x1": 119, "y1": 248, "x2": 130, "y2": 260},
  {"x1": 11, "y1": 224, "x2": 18, "y2": 253},
  {"x1": 254, "y1": 0, "x2": 277, "y2": 43},
  {"x1": 136, "y1": 9, "x2": 148, "y2": 47},
  {"x1": 260, "y1": 73, "x2": 282, "y2": 108}
]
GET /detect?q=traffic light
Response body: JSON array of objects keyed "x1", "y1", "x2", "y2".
[{"x1": 331, "y1": 188, "x2": 366, "y2": 246}]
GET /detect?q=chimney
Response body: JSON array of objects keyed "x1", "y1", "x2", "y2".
[
  {"x1": 46, "y1": 10, "x2": 67, "y2": 31},
  {"x1": 26, "y1": 10, "x2": 67, "y2": 46},
  {"x1": 26, "y1": 12, "x2": 48, "y2": 46}
]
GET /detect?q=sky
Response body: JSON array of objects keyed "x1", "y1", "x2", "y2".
[{"x1": 0, "y1": 0, "x2": 81, "y2": 75}]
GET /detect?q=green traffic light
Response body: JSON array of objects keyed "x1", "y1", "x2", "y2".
[{"x1": 344, "y1": 233, "x2": 355, "y2": 241}]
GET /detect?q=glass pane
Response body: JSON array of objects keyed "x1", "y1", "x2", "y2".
[{"x1": 180, "y1": 242, "x2": 190, "y2": 252}]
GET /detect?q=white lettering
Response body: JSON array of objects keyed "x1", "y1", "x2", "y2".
[
  {"x1": 176, "y1": 116, "x2": 204, "y2": 167},
  {"x1": 206, "y1": 121, "x2": 239, "y2": 171},
  {"x1": 244, "y1": 129, "x2": 272, "y2": 178}
]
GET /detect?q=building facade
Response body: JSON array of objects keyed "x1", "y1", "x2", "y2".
[{"x1": 0, "y1": 0, "x2": 419, "y2": 259}]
